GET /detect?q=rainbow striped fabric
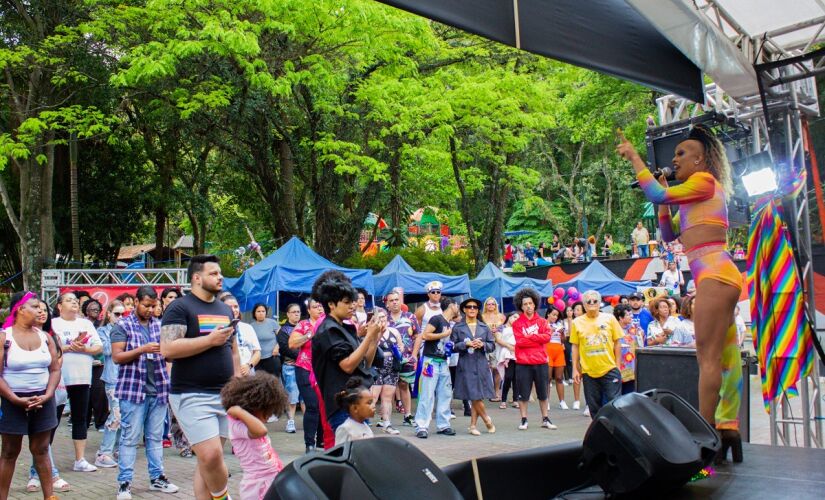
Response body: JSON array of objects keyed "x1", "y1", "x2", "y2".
[
  {"x1": 747, "y1": 199, "x2": 815, "y2": 411},
  {"x1": 197, "y1": 314, "x2": 231, "y2": 335}
]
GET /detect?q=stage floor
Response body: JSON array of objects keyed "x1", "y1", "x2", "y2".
[{"x1": 565, "y1": 443, "x2": 825, "y2": 499}]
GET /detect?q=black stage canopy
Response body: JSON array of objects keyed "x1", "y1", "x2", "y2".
[{"x1": 377, "y1": 0, "x2": 704, "y2": 102}]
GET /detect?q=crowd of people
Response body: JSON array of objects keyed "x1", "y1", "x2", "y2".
[{"x1": 0, "y1": 249, "x2": 749, "y2": 500}]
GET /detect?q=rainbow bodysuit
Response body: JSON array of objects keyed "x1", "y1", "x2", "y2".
[{"x1": 636, "y1": 168, "x2": 742, "y2": 431}]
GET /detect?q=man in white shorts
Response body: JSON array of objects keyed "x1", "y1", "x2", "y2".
[{"x1": 160, "y1": 255, "x2": 240, "y2": 500}]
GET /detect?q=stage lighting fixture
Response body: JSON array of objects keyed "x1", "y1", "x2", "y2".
[{"x1": 741, "y1": 167, "x2": 778, "y2": 197}]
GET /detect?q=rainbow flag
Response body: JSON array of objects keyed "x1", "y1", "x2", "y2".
[{"x1": 747, "y1": 199, "x2": 815, "y2": 411}]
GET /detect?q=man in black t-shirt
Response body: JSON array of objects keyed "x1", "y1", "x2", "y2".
[
  {"x1": 160, "y1": 255, "x2": 239, "y2": 500},
  {"x1": 413, "y1": 296, "x2": 459, "y2": 439}
]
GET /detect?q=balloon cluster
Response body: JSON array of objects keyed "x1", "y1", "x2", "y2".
[
  {"x1": 546, "y1": 287, "x2": 622, "y2": 310},
  {"x1": 248, "y1": 241, "x2": 261, "y2": 253},
  {"x1": 235, "y1": 246, "x2": 247, "y2": 257}
]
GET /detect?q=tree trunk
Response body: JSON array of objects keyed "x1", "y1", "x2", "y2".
[
  {"x1": 277, "y1": 138, "x2": 298, "y2": 237},
  {"x1": 450, "y1": 135, "x2": 481, "y2": 268},
  {"x1": 388, "y1": 146, "x2": 402, "y2": 228},
  {"x1": 69, "y1": 134, "x2": 81, "y2": 261}
]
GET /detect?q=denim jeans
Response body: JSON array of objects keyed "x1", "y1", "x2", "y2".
[
  {"x1": 98, "y1": 383, "x2": 120, "y2": 456},
  {"x1": 414, "y1": 357, "x2": 453, "y2": 431},
  {"x1": 281, "y1": 364, "x2": 301, "y2": 405},
  {"x1": 118, "y1": 396, "x2": 167, "y2": 483},
  {"x1": 582, "y1": 368, "x2": 622, "y2": 417},
  {"x1": 638, "y1": 244, "x2": 650, "y2": 257}
]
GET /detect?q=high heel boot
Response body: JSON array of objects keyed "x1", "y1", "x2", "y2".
[{"x1": 715, "y1": 429, "x2": 743, "y2": 464}]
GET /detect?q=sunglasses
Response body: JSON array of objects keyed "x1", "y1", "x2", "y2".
[
  {"x1": 428, "y1": 290, "x2": 442, "y2": 294},
  {"x1": 464, "y1": 305, "x2": 479, "y2": 310},
  {"x1": 585, "y1": 299, "x2": 600, "y2": 305},
  {"x1": 112, "y1": 312, "x2": 124, "y2": 317}
]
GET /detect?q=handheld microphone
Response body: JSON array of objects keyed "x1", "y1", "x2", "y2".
[{"x1": 630, "y1": 166, "x2": 675, "y2": 188}]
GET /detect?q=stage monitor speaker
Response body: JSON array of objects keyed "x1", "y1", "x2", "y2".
[
  {"x1": 581, "y1": 390, "x2": 720, "y2": 495},
  {"x1": 264, "y1": 436, "x2": 462, "y2": 500}
]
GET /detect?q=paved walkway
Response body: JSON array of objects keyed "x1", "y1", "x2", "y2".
[{"x1": 3, "y1": 374, "x2": 806, "y2": 499}]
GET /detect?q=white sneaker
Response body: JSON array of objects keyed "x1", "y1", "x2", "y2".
[
  {"x1": 117, "y1": 481, "x2": 132, "y2": 500},
  {"x1": 583, "y1": 406, "x2": 591, "y2": 417},
  {"x1": 572, "y1": 400, "x2": 581, "y2": 410},
  {"x1": 382, "y1": 424, "x2": 400, "y2": 435},
  {"x1": 518, "y1": 420, "x2": 528, "y2": 430},
  {"x1": 73, "y1": 458, "x2": 97, "y2": 472},
  {"x1": 449, "y1": 412, "x2": 456, "y2": 420},
  {"x1": 562, "y1": 380, "x2": 569, "y2": 386},
  {"x1": 94, "y1": 453, "x2": 117, "y2": 468},
  {"x1": 285, "y1": 419, "x2": 296, "y2": 433},
  {"x1": 150, "y1": 475, "x2": 180, "y2": 493},
  {"x1": 267, "y1": 415, "x2": 278, "y2": 423},
  {"x1": 541, "y1": 418, "x2": 558, "y2": 430},
  {"x1": 559, "y1": 400, "x2": 569, "y2": 410}
]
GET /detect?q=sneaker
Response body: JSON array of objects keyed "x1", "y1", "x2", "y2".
[
  {"x1": 559, "y1": 401, "x2": 569, "y2": 410},
  {"x1": 583, "y1": 406, "x2": 591, "y2": 417},
  {"x1": 117, "y1": 481, "x2": 132, "y2": 500},
  {"x1": 374, "y1": 420, "x2": 387, "y2": 428},
  {"x1": 285, "y1": 419, "x2": 296, "y2": 433},
  {"x1": 436, "y1": 427, "x2": 456, "y2": 436},
  {"x1": 518, "y1": 418, "x2": 528, "y2": 430},
  {"x1": 150, "y1": 475, "x2": 180, "y2": 493},
  {"x1": 94, "y1": 453, "x2": 117, "y2": 468},
  {"x1": 449, "y1": 412, "x2": 456, "y2": 420},
  {"x1": 267, "y1": 415, "x2": 278, "y2": 423},
  {"x1": 402, "y1": 415, "x2": 415, "y2": 427},
  {"x1": 305, "y1": 445, "x2": 317, "y2": 454},
  {"x1": 572, "y1": 400, "x2": 581, "y2": 410},
  {"x1": 416, "y1": 429, "x2": 428, "y2": 439},
  {"x1": 562, "y1": 380, "x2": 569, "y2": 386},
  {"x1": 162, "y1": 439, "x2": 172, "y2": 448},
  {"x1": 542, "y1": 418, "x2": 558, "y2": 430},
  {"x1": 73, "y1": 458, "x2": 98, "y2": 472},
  {"x1": 179, "y1": 448, "x2": 193, "y2": 458},
  {"x1": 383, "y1": 424, "x2": 400, "y2": 435}
]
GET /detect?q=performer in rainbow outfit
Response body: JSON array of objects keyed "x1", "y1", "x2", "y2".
[{"x1": 617, "y1": 125, "x2": 743, "y2": 463}]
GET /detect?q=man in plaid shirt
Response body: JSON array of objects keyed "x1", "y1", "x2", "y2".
[{"x1": 111, "y1": 286, "x2": 179, "y2": 499}]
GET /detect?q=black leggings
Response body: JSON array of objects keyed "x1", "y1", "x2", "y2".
[
  {"x1": 501, "y1": 362, "x2": 517, "y2": 402},
  {"x1": 66, "y1": 384, "x2": 90, "y2": 440},
  {"x1": 257, "y1": 356, "x2": 282, "y2": 380},
  {"x1": 295, "y1": 367, "x2": 322, "y2": 448},
  {"x1": 563, "y1": 340, "x2": 573, "y2": 380},
  {"x1": 87, "y1": 364, "x2": 108, "y2": 430}
]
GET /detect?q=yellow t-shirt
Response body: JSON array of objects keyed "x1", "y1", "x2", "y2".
[{"x1": 570, "y1": 313, "x2": 623, "y2": 378}]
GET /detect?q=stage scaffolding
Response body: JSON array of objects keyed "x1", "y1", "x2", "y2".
[{"x1": 40, "y1": 268, "x2": 189, "y2": 307}]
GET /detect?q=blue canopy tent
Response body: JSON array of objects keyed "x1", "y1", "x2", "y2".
[
  {"x1": 470, "y1": 262, "x2": 554, "y2": 313},
  {"x1": 556, "y1": 260, "x2": 651, "y2": 297},
  {"x1": 374, "y1": 255, "x2": 470, "y2": 302},
  {"x1": 227, "y1": 237, "x2": 374, "y2": 311}
]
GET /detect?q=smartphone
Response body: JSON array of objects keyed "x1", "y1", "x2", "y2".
[
  {"x1": 367, "y1": 311, "x2": 374, "y2": 322},
  {"x1": 228, "y1": 318, "x2": 241, "y2": 329}
]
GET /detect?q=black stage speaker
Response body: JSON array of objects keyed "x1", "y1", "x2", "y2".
[
  {"x1": 264, "y1": 437, "x2": 462, "y2": 500},
  {"x1": 635, "y1": 347, "x2": 750, "y2": 441},
  {"x1": 581, "y1": 390, "x2": 720, "y2": 495}
]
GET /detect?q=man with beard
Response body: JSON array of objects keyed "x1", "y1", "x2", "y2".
[
  {"x1": 627, "y1": 292, "x2": 653, "y2": 340},
  {"x1": 160, "y1": 255, "x2": 240, "y2": 500}
]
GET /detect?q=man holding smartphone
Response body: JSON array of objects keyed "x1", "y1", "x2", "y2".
[
  {"x1": 161, "y1": 255, "x2": 240, "y2": 500},
  {"x1": 111, "y1": 286, "x2": 179, "y2": 499}
]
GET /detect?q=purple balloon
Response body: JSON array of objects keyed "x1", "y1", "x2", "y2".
[
  {"x1": 569, "y1": 291, "x2": 581, "y2": 301},
  {"x1": 554, "y1": 288, "x2": 565, "y2": 299},
  {"x1": 567, "y1": 287, "x2": 578, "y2": 297},
  {"x1": 554, "y1": 299, "x2": 566, "y2": 311}
]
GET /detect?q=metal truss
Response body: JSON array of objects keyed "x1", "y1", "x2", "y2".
[{"x1": 41, "y1": 268, "x2": 189, "y2": 306}]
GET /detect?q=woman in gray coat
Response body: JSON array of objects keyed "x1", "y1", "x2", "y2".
[{"x1": 452, "y1": 298, "x2": 496, "y2": 435}]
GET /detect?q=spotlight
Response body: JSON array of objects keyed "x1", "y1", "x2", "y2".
[{"x1": 741, "y1": 167, "x2": 778, "y2": 197}]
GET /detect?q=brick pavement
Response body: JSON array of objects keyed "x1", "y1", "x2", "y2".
[{"x1": 4, "y1": 375, "x2": 783, "y2": 499}]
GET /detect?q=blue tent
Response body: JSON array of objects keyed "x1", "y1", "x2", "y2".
[
  {"x1": 227, "y1": 237, "x2": 374, "y2": 311},
  {"x1": 556, "y1": 260, "x2": 651, "y2": 297},
  {"x1": 374, "y1": 255, "x2": 470, "y2": 300},
  {"x1": 470, "y1": 262, "x2": 554, "y2": 312}
]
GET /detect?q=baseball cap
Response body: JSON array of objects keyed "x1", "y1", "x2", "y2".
[{"x1": 629, "y1": 292, "x2": 644, "y2": 300}]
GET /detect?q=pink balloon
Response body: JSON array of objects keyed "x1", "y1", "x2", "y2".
[
  {"x1": 567, "y1": 298, "x2": 576, "y2": 306},
  {"x1": 567, "y1": 287, "x2": 578, "y2": 297},
  {"x1": 554, "y1": 299, "x2": 566, "y2": 311},
  {"x1": 553, "y1": 288, "x2": 565, "y2": 299}
]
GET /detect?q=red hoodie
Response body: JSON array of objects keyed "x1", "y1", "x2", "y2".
[{"x1": 513, "y1": 313, "x2": 552, "y2": 365}]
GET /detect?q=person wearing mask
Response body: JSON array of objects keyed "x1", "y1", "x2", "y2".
[
  {"x1": 160, "y1": 255, "x2": 240, "y2": 500},
  {"x1": 288, "y1": 299, "x2": 325, "y2": 452},
  {"x1": 277, "y1": 303, "x2": 302, "y2": 433},
  {"x1": 627, "y1": 292, "x2": 653, "y2": 337},
  {"x1": 451, "y1": 298, "x2": 496, "y2": 436},
  {"x1": 51, "y1": 292, "x2": 103, "y2": 472},
  {"x1": 369, "y1": 308, "x2": 403, "y2": 435},
  {"x1": 512, "y1": 288, "x2": 557, "y2": 431},
  {"x1": 414, "y1": 296, "x2": 458, "y2": 439},
  {"x1": 0, "y1": 292, "x2": 62, "y2": 500},
  {"x1": 250, "y1": 304, "x2": 281, "y2": 381},
  {"x1": 112, "y1": 286, "x2": 179, "y2": 499},
  {"x1": 384, "y1": 291, "x2": 420, "y2": 427},
  {"x1": 570, "y1": 290, "x2": 623, "y2": 417},
  {"x1": 646, "y1": 297, "x2": 680, "y2": 346},
  {"x1": 94, "y1": 300, "x2": 126, "y2": 469},
  {"x1": 613, "y1": 304, "x2": 643, "y2": 394}
]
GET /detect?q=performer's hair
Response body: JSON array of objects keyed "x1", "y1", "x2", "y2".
[{"x1": 687, "y1": 125, "x2": 732, "y2": 196}]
